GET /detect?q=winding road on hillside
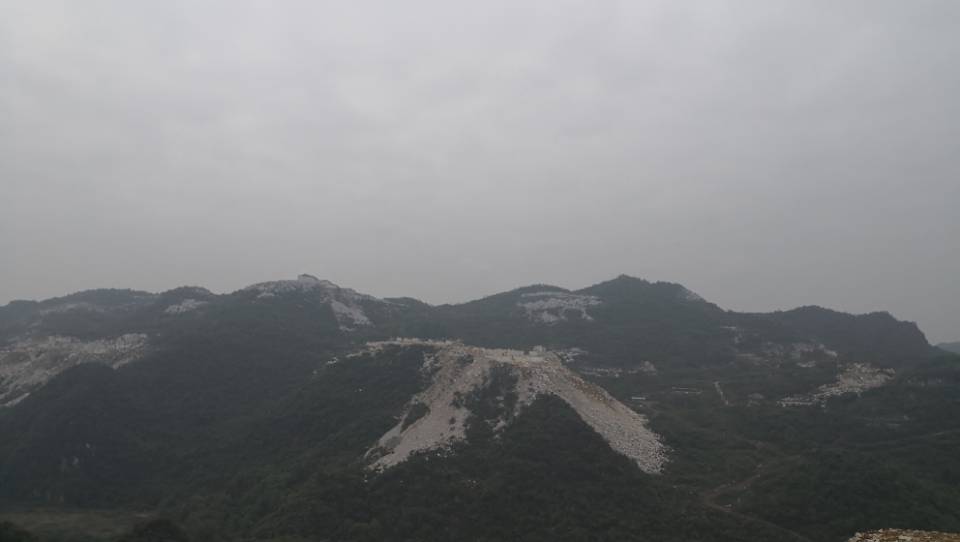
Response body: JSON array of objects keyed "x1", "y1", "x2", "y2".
[{"x1": 699, "y1": 448, "x2": 813, "y2": 542}]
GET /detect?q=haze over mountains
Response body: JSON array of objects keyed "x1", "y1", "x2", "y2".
[
  {"x1": 1, "y1": 273, "x2": 957, "y2": 541},
  {"x1": 3, "y1": 2, "x2": 958, "y2": 541},
  {"x1": 3, "y1": 1, "x2": 960, "y2": 347}
]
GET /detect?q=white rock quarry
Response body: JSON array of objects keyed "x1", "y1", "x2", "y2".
[
  {"x1": 164, "y1": 299, "x2": 208, "y2": 314},
  {"x1": 0, "y1": 334, "x2": 148, "y2": 406},
  {"x1": 814, "y1": 363, "x2": 895, "y2": 399},
  {"x1": 779, "y1": 362, "x2": 895, "y2": 407},
  {"x1": 739, "y1": 341, "x2": 840, "y2": 367},
  {"x1": 242, "y1": 274, "x2": 374, "y2": 330},
  {"x1": 517, "y1": 291, "x2": 601, "y2": 324},
  {"x1": 363, "y1": 340, "x2": 666, "y2": 473}
]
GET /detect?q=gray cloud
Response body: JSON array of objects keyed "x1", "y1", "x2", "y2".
[{"x1": 1, "y1": 1, "x2": 958, "y2": 342}]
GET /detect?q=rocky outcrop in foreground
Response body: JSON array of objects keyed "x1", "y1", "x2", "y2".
[{"x1": 849, "y1": 530, "x2": 960, "y2": 541}]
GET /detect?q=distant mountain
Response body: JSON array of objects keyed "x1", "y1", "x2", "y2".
[
  {"x1": 938, "y1": 341, "x2": 960, "y2": 354},
  {"x1": 1, "y1": 274, "x2": 957, "y2": 542}
]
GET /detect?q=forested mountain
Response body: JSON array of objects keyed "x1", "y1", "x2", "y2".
[
  {"x1": 939, "y1": 342, "x2": 960, "y2": 355},
  {"x1": 0, "y1": 274, "x2": 957, "y2": 542}
]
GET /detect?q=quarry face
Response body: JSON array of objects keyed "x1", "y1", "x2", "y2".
[
  {"x1": 362, "y1": 340, "x2": 666, "y2": 474},
  {"x1": 0, "y1": 334, "x2": 148, "y2": 407}
]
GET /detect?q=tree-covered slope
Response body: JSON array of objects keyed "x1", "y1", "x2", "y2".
[
  {"x1": 0, "y1": 274, "x2": 953, "y2": 541},
  {"x1": 938, "y1": 342, "x2": 960, "y2": 355}
]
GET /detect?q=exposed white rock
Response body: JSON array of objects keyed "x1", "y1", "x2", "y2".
[
  {"x1": 362, "y1": 340, "x2": 666, "y2": 473},
  {"x1": 357, "y1": 337, "x2": 453, "y2": 356},
  {"x1": 164, "y1": 299, "x2": 208, "y2": 314},
  {"x1": 517, "y1": 291, "x2": 601, "y2": 324},
  {"x1": 722, "y1": 326, "x2": 745, "y2": 345},
  {"x1": 329, "y1": 300, "x2": 372, "y2": 327},
  {"x1": 638, "y1": 360, "x2": 658, "y2": 374},
  {"x1": 777, "y1": 396, "x2": 817, "y2": 407},
  {"x1": 573, "y1": 360, "x2": 656, "y2": 378},
  {"x1": 714, "y1": 381, "x2": 731, "y2": 406},
  {"x1": 243, "y1": 274, "x2": 340, "y2": 295},
  {"x1": 242, "y1": 274, "x2": 375, "y2": 330},
  {"x1": 848, "y1": 529, "x2": 960, "y2": 542},
  {"x1": 740, "y1": 341, "x2": 840, "y2": 367},
  {"x1": 556, "y1": 347, "x2": 588, "y2": 364},
  {"x1": 815, "y1": 363, "x2": 895, "y2": 398},
  {"x1": 779, "y1": 362, "x2": 894, "y2": 407},
  {"x1": 3, "y1": 392, "x2": 30, "y2": 407},
  {"x1": 0, "y1": 334, "x2": 148, "y2": 406}
]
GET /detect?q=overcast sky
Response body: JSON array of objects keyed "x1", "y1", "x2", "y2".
[{"x1": 1, "y1": 1, "x2": 958, "y2": 342}]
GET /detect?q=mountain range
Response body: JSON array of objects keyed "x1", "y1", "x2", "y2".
[{"x1": 1, "y1": 274, "x2": 958, "y2": 542}]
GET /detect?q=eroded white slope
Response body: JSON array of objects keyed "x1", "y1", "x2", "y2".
[
  {"x1": 242, "y1": 274, "x2": 373, "y2": 330},
  {"x1": 0, "y1": 334, "x2": 147, "y2": 406},
  {"x1": 517, "y1": 291, "x2": 601, "y2": 324},
  {"x1": 779, "y1": 362, "x2": 895, "y2": 407},
  {"x1": 363, "y1": 340, "x2": 666, "y2": 473},
  {"x1": 164, "y1": 299, "x2": 208, "y2": 314}
]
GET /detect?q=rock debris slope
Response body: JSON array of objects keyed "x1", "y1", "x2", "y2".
[
  {"x1": 0, "y1": 334, "x2": 147, "y2": 406},
  {"x1": 849, "y1": 530, "x2": 960, "y2": 542},
  {"x1": 363, "y1": 339, "x2": 666, "y2": 473}
]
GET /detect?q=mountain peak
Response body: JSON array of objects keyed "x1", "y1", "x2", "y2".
[
  {"x1": 295, "y1": 273, "x2": 336, "y2": 288},
  {"x1": 239, "y1": 275, "x2": 376, "y2": 330},
  {"x1": 578, "y1": 275, "x2": 709, "y2": 305},
  {"x1": 241, "y1": 274, "x2": 344, "y2": 295}
]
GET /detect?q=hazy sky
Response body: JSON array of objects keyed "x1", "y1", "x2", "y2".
[{"x1": 1, "y1": 1, "x2": 958, "y2": 342}]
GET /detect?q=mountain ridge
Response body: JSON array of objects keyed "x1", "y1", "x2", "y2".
[
  {"x1": 0, "y1": 273, "x2": 933, "y2": 406},
  {"x1": 1, "y1": 273, "x2": 955, "y2": 541},
  {"x1": 0, "y1": 274, "x2": 933, "y2": 337}
]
